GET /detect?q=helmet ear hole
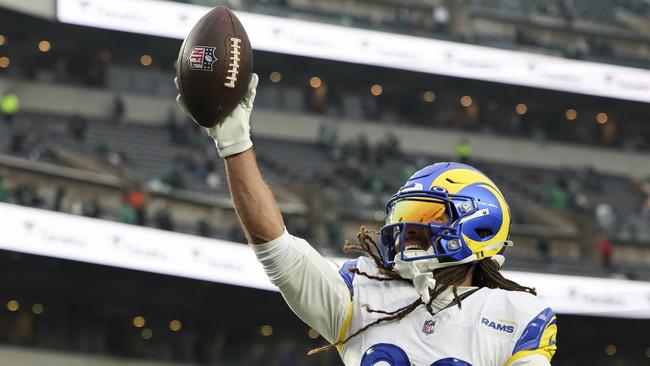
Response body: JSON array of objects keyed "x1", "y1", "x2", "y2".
[{"x1": 475, "y1": 228, "x2": 493, "y2": 238}]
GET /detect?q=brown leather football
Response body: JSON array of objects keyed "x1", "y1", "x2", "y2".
[{"x1": 176, "y1": 6, "x2": 253, "y2": 127}]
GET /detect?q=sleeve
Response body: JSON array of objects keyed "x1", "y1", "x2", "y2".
[
  {"x1": 250, "y1": 229, "x2": 352, "y2": 345},
  {"x1": 504, "y1": 308, "x2": 558, "y2": 366}
]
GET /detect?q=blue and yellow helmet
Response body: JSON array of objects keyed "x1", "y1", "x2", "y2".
[{"x1": 380, "y1": 162, "x2": 513, "y2": 271}]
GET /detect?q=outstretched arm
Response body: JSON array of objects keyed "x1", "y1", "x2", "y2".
[
  {"x1": 215, "y1": 86, "x2": 351, "y2": 345},
  {"x1": 176, "y1": 73, "x2": 351, "y2": 344},
  {"x1": 224, "y1": 149, "x2": 284, "y2": 244},
  {"x1": 179, "y1": 73, "x2": 283, "y2": 243}
]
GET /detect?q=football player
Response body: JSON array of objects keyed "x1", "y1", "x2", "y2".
[{"x1": 176, "y1": 74, "x2": 557, "y2": 365}]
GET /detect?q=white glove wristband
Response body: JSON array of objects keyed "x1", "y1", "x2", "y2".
[{"x1": 207, "y1": 73, "x2": 258, "y2": 158}]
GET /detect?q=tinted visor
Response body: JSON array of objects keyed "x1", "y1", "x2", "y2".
[{"x1": 386, "y1": 197, "x2": 448, "y2": 226}]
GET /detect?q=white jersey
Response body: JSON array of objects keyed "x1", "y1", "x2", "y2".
[
  {"x1": 252, "y1": 231, "x2": 557, "y2": 366},
  {"x1": 338, "y1": 257, "x2": 557, "y2": 366}
]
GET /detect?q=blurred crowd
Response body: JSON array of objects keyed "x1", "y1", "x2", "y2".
[
  {"x1": 2, "y1": 96, "x2": 650, "y2": 245},
  {"x1": 2, "y1": 83, "x2": 650, "y2": 255}
]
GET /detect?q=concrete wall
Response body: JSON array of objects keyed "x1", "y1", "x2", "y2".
[
  {"x1": 0, "y1": 78, "x2": 179, "y2": 124},
  {"x1": 2, "y1": 77, "x2": 649, "y2": 178},
  {"x1": 0, "y1": 0, "x2": 55, "y2": 19}
]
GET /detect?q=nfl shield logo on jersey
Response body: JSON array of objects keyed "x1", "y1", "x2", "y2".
[
  {"x1": 188, "y1": 46, "x2": 217, "y2": 71},
  {"x1": 422, "y1": 319, "x2": 436, "y2": 335}
]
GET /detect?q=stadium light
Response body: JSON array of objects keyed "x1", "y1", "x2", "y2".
[
  {"x1": 169, "y1": 320, "x2": 182, "y2": 332},
  {"x1": 0, "y1": 57, "x2": 9, "y2": 69},
  {"x1": 132, "y1": 316, "x2": 146, "y2": 328},
  {"x1": 99, "y1": 49, "x2": 111, "y2": 61},
  {"x1": 6, "y1": 300, "x2": 19, "y2": 311},
  {"x1": 38, "y1": 40, "x2": 51, "y2": 52},
  {"x1": 370, "y1": 84, "x2": 383, "y2": 96},
  {"x1": 460, "y1": 95, "x2": 472, "y2": 107},
  {"x1": 269, "y1": 71, "x2": 281, "y2": 83},
  {"x1": 308, "y1": 328, "x2": 320, "y2": 339},
  {"x1": 565, "y1": 109, "x2": 578, "y2": 120},
  {"x1": 260, "y1": 325, "x2": 273, "y2": 336},
  {"x1": 605, "y1": 344, "x2": 617, "y2": 356},
  {"x1": 422, "y1": 91, "x2": 436, "y2": 102},
  {"x1": 141, "y1": 328, "x2": 153, "y2": 340},
  {"x1": 140, "y1": 54, "x2": 152, "y2": 66},
  {"x1": 31, "y1": 303, "x2": 44, "y2": 315},
  {"x1": 0, "y1": 35, "x2": 6, "y2": 46},
  {"x1": 596, "y1": 112, "x2": 608, "y2": 124},
  {"x1": 309, "y1": 76, "x2": 322, "y2": 88},
  {"x1": 515, "y1": 103, "x2": 528, "y2": 115}
]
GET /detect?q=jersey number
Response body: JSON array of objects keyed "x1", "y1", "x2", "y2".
[{"x1": 361, "y1": 343, "x2": 472, "y2": 366}]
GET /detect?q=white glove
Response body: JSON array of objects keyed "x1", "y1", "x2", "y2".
[{"x1": 176, "y1": 73, "x2": 259, "y2": 158}]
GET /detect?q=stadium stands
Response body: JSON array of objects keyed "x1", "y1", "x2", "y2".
[{"x1": 1, "y1": 108, "x2": 649, "y2": 280}]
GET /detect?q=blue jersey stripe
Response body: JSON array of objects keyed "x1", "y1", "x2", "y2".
[
  {"x1": 339, "y1": 259, "x2": 359, "y2": 297},
  {"x1": 512, "y1": 307, "x2": 556, "y2": 354}
]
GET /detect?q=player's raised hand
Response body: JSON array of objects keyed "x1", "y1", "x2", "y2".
[
  {"x1": 175, "y1": 73, "x2": 258, "y2": 158},
  {"x1": 205, "y1": 73, "x2": 258, "y2": 157}
]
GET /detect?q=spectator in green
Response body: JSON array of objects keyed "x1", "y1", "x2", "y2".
[
  {"x1": 197, "y1": 218, "x2": 212, "y2": 237},
  {"x1": 50, "y1": 186, "x2": 66, "y2": 211},
  {"x1": 548, "y1": 184, "x2": 567, "y2": 210},
  {"x1": 92, "y1": 137, "x2": 111, "y2": 157},
  {"x1": 317, "y1": 122, "x2": 338, "y2": 148},
  {"x1": 369, "y1": 176, "x2": 384, "y2": 193},
  {"x1": 161, "y1": 160, "x2": 185, "y2": 189},
  {"x1": 326, "y1": 216, "x2": 342, "y2": 248},
  {"x1": 456, "y1": 138, "x2": 471, "y2": 163},
  {"x1": 317, "y1": 122, "x2": 328, "y2": 147},
  {"x1": 117, "y1": 194, "x2": 137, "y2": 224},
  {"x1": 0, "y1": 176, "x2": 8, "y2": 202},
  {"x1": 383, "y1": 131, "x2": 401, "y2": 158},
  {"x1": 1, "y1": 90, "x2": 19, "y2": 127}
]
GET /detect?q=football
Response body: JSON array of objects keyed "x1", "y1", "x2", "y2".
[{"x1": 176, "y1": 6, "x2": 253, "y2": 128}]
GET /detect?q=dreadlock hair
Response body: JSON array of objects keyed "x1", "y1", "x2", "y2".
[{"x1": 308, "y1": 226, "x2": 536, "y2": 356}]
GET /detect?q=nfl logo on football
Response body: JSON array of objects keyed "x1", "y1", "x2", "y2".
[
  {"x1": 188, "y1": 46, "x2": 217, "y2": 71},
  {"x1": 422, "y1": 319, "x2": 436, "y2": 335}
]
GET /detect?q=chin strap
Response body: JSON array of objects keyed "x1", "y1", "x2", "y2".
[
  {"x1": 491, "y1": 254, "x2": 505, "y2": 268},
  {"x1": 393, "y1": 240, "x2": 513, "y2": 303},
  {"x1": 393, "y1": 258, "x2": 437, "y2": 304}
]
